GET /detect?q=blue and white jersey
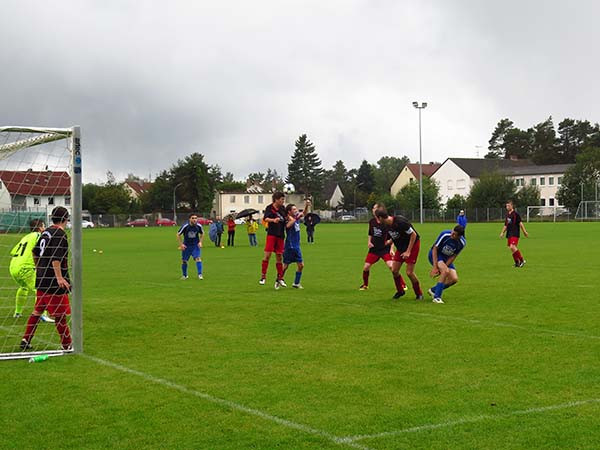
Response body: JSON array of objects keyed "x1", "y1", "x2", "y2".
[
  {"x1": 178, "y1": 222, "x2": 203, "y2": 246},
  {"x1": 285, "y1": 215, "x2": 302, "y2": 251},
  {"x1": 432, "y1": 230, "x2": 466, "y2": 261}
]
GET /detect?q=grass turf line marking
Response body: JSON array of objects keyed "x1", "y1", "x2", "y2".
[
  {"x1": 340, "y1": 398, "x2": 600, "y2": 442},
  {"x1": 82, "y1": 354, "x2": 373, "y2": 450}
]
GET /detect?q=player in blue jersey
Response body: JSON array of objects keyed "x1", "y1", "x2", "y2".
[
  {"x1": 177, "y1": 213, "x2": 204, "y2": 280},
  {"x1": 427, "y1": 225, "x2": 466, "y2": 304},
  {"x1": 281, "y1": 199, "x2": 311, "y2": 289}
]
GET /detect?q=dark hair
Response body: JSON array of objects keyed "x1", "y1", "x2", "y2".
[
  {"x1": 188, "y1": 213, "x2": 198, "y2": 219},
  {"x1": 453, "y1": 225, "x2": 465, "y2": 236},
  {"x1": 272, "y1": 191, "x2": 285, "y2": 201},
  {"x1": 506, "y1": 200, "x2": 514, "y2": 206},
  {"x1": 374, "y1": 207, "x2": 389, "y2": 219},
  {"x1": 51, "y1": 206, "x2": 69, "y2": 224},
  {"x1": 29, "y1": 219, "x2": 44, "y2": 232},
  {"x1": 285, "y1": 204, "x2": 295, "y2": 214}
]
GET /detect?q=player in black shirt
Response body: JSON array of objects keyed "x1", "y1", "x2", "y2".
[
  {"x1": 359, "y1": 203, "x2": 395, "y2": 290},
  {"x1": 260, "y1": 192, "x2": 287, "y2": 288},
  {"x1": 500, "y1": 200, "x2": 529, "y2": 267}
]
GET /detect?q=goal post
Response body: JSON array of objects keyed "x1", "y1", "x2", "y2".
[
  {"x1": 526, "y1": 205, "x2": 571, "y2": 222},
  {"x1": 0, "y1": 126, "x2": 82, "y2": 360},
  {"x1": 574, "y1": 201, "x2": 600, "y2": 221}
]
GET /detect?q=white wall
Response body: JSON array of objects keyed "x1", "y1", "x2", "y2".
[
  {"x1": 431, "y1": 160, "x2": 473, "y2": 205},
  {"x1": 0, "y1": 183, "x2": 11, "y2": 210},
  {"x1": 214, "y1": 192, "x2": 306, "y2": 217},
  {"x1": 25, "y1": 195, "x2": 70, "y2": 209},
  {"x1": 512, "y1": 173, "x2": 565, "y2": 206}
]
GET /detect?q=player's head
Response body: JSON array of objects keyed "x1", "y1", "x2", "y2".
[
  {"x1": 451, "y1": 225, "x2": 465, "y2": 240},
  {"x1": 286, "y1": 203, "x2": 298, "y2": 216},
  {"x1": 50, "y1": 206, "x2": 69, "y2": 225},
  {"x1": 374, "y1": 207, "x2": 392, "y2": 224},
  {"x1": 506, "y1": 200, "x2": 514, "y2": 212},
  {"x1": 188, "y1": 213, "x2": 198, "y2": 225},
  {"x1": 459, "y1": 209, "x2": 465, "y2": 215},
  {"x1": 272, "y1": 191, "x2": 285, "y2": 206},
  {"x1": 30, "y1": 219, "x2": 45, "y2": 232},
  {"x1": 372, "y1": 203, "x2": 384, "y2": 216}
]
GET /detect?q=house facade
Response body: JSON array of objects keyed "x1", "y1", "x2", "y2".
[
  {"x1": 507, "y1": 164, "x2": 572, "y2": 207},
  {"x1": 322, "y1": 181, "x2": 344, "y2": 208},
  {"x1": 213, "y1": 191, "x2": 307, "y2": 217},
  {"x1": 124, "y1": 180, "x2": 152, "y2": 200},
  {"x1": 390, "y1": 163, "x2": 441, "y2": 196},
  {"x1": 0, "y1": 170, "x2": 71, "y2": 211}
]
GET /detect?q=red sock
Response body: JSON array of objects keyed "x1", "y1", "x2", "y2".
[
  {"x1": 514, "y1": 250, "x2": 523, "y2": 262},
  {"x1": 276, "y1": 262, "x2": 283, "y2": 279},
  {"x1": 55, "y1": 315, "x2": 72, "y2": 349},
  {"x1": 512, "y1": 251, "x2": 520, "y2": 263},
  {"x1": 393, "y1": 274, "x2": 405, "y2": 292},
  {"x1": 261, "y1": 260, "x2": 269, "y2": 278},
  {"x1": 22, "y1": 314, "x2": 41, "y2": 344},
  {"x1": 412, "y1": 280, "x2": 422, "y2": 296},
  {"x1": 362, "y1": 271, "x2": 369, "y2": 286}
]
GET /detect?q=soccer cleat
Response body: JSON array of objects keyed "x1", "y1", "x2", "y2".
[
  {"x1": 432, "y1": 297, "x2": 445, "y2": 304},
  {"x1": 274, "y1": 280, "x2": 280, "y2": 290},
  {"x1": 519, "y1": 260, "x2": 526, "y2": 268},
  {"x1": 20, "y1": 340, "x2": 33, "y2": 351},
  {"x1": 416, "y1": 295, "x2": 424, "y2": 300},
  {"x1": 278, "y1": 279, "x2": 287, "y2": 288},
  {"x1": 180, "y1": 276, "x2": 188, "y2": 280},
  {"x1": 40, "y1": 315, "x2": 55, "y2": 323},
  {"x1": 292, "y1": 284, "x2": 304, "y2": 289},
  {"x1": 393, "y1": 290, "x2": 406, "y2": 299},
  {"x1": 427, "y1": 288, "x2": 435, "y2": 298},
  {"x1": 13, "y1": 313, "x2": 22, "y2": 319},
  {"x1": 259, "y1": 278, "x2": 266, "y2": 285},
  {"x1": 403, "y1": 285, "x2": 409, "y2": 292},
  {"x1": 359, "y1": 285, "x2": 368, "y2": 291},
  {"x1": 198, "y1": 275, "x2": 203, "y2": 280}
]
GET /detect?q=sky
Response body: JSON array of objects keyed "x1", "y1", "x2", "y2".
[{"x1": 1, "y1": 0, "x2": 599, "y2": 183}]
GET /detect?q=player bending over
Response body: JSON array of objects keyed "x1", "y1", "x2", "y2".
[
  {"x1": 499, "y1": 200, "x2": 528, "y2": 267},
  {"x1": 177, "y1": 213, "x2": 204, "y2": 280},
  {"x1": 359, "y1": 203, "x2": 395, "y2": 291},
  {"x1": 375, "y1": 208, "x2": 423, "y2": 300},
  {"x1": 428, "y1": 225, "x2": 466, "y2": 304},
  {"x1": 260, "y1": 192, "x2": 287, "y2": 288},
  {"x1": 281, "y1": 199, "x2": 311, "y2": 289}
]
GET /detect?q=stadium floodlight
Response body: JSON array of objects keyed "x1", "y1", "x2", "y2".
[
  {"x1": 412, "y1": 101, "x2": 428, "y2": 224},
  {"x1": 0, "y1": 126, "x2": 82, "y2": 360}
]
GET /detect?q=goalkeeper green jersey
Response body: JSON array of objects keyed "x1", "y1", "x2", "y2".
[{"x1": 9, "y1": 231, "x2": 40, "y2": 273}]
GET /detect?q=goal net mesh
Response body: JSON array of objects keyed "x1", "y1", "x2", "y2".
[{"x1": 0, "y1": 127, "x2": 79, "y2": 360}]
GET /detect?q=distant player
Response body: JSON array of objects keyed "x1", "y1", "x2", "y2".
[
  {"x1": 359, "y1": 203, "x2": 394, "y2": 291},
  {"x1": 177, "y1": 213, "x2": 204, "y2": 280},
  {"x1": 282, "y1": 199, "x2": 311, "y2": 289},
  {"x1": 428, "y1": 225, "x2": 466, "y2": 304},
  {"x1": 21, "y1": 207, "x2": 72, "y2": 351},
  {"x1": 375, "y1": 208, "x2": 423, "y2": 300},
  {"x1": 260, "y1": 192, "x2": 287, "y2": 288},
  {"x1": 9, "y1": 219, "x2": 53, "y2": 322},
  {"x1": 500, "y1": 200, "x2": 528, "y2": 267}
]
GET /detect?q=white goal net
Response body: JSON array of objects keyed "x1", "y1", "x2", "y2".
[
  {"x1": 0, "y1": 126, "x2": 82, "y2": 361},
  {"x1": 575, "y1": 201, "x2": 600, "y2": 221},
  {"x1": 526, "y1": 205, "x2": 571, "y2": 222}
]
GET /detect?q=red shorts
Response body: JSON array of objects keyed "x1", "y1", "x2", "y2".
[
  {"x1": 265, "y1": 235, "x2": 285, "y2": 254},
  {"x1": 393, "y1": 239, "x2": 420, "y2": 265},
  {"x1": 507, "y1": 237, "x2": 519, "y2": 247},
  {"x1": 365, "y1": 252, "x2": 392, "y2": 265},
  {"x1": 35, "y1": 291, "x2": 71, "y2": 316}
]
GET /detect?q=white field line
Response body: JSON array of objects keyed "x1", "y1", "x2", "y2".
[
  {"x1": 341, "y1": 398, "x2": 600, "y2": 443},
  {"x1": 82, "y1": 354, "x2": 373, "y2": 450}
]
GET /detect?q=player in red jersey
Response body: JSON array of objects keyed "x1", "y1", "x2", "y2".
[
  {"x1": 500, "y1": 200, "x2": 529, "y2": 267},
  {"x1": 260, "y1": 192, "x2": 287, "y2": 288},
  {"x1": 359, "y1": 203, "x2": 397, "y2": 290},
  {"x1": 375, "y1": 207, "x2": 424, "y2": 300}
]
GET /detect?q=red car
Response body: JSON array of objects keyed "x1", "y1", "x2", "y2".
[
  {"x1": 126, "y1": 218, "x2": 149, "y2": 227},
  {"x1": 156, "y1": 218, "x2": 177, "y2": 227},
  {"x1": 197, "y1": 217, "x2": 213, "y2": 225}
]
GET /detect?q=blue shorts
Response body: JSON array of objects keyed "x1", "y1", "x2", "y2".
[
  {"x1": 428, "y1": 249, "x2": 455, "y2": 270},
  {"x1": 182, "y1": 245, "x2": 201, "y2": 261},
  {"x1": 283, "y1": 247, "x2": 303, "y2": 265}
]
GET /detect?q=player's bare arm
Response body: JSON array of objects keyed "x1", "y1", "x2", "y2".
[
  {"x1": 401, "y1": 231, "x2": 417, "y2": 259},
  {"x1": 177, "y1": 233, "x2": 186, "y2": 250},
  {"x1": 430, "y1": 247, "x2": 440, "y2": 277},
  {"x1": 367, "y1": 235, "x2": 374, "y2": 248},
  {"x1": 520, "y1": 222, "x2": 529, "y2": 237},
  {"x1": 286, "y1": 215, "x2": 296, "y2": 229},
  {"x1": 499, "y1": 225, "x2": 507, "y2": 238},
  {"x1": 52, "y1": 259, "x2": 70, "y2": 290}
]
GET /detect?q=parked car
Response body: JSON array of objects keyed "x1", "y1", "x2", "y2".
[
  {"x1": 197, "y1": 217, "x2": 212, "y2": 225},
  {"x1": 340, "y1": 215, "x2": 356, "y2": 221},
  {"x1": 66, "y1": 219, "x2": 95, "y2": 229},
  {"x1": 156, "y1": 218, "x2": 177, "y2": 227},
  {"x1": 126, "y1": 218, "x2": 149, "y2": 227}
]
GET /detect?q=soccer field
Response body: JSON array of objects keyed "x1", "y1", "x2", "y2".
[{"x1": 2, "y1": 222, "x2": 599, "y2": 449}]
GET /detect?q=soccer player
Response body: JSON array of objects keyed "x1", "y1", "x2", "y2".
[
  {"x1": 500, "y1": 200, "x2": 528, "y2": 267},
  {"x1": 21, "y1": 207, "x2": 72, "y2": 351},
  {"x1": 359, "y1": 203, "x2": 394, "y2": 291},
  {"x1": 282, "y1": 199, "x2": 311, "y2": 289},
  {"x1": 10, "y1": 219, "x2": 55, "y2": 322},
  {"x1": 428, "y1": 225, "x2": 466, "y2": 304},
  {"x1": 260, "y1": 191, "x2": 287, "y2": 288},
  {"x1": 177, "y1": 213, "x2": 204, "y2": 280},
  {"x1": 375, "y1": 208, "x2": 423, "y2": 300}
]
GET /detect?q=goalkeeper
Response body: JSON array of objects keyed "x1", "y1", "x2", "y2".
[{"x1": 9, "y1": 219, "x2": 53, "y2": 322}]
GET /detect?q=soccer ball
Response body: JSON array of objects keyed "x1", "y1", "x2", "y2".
[{"x1": 283, "y1": 183, "x2": 295, "y2": 195}]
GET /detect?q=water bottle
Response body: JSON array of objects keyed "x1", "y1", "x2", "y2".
[{"x1": 28, "y1": 355, "x2": 49, "y2": 363}]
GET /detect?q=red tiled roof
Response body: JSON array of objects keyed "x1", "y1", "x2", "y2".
[
  {"x1": 0, "y1": 170, "x2": 70, "y2": 196},
  {"x1": 125, "y1": 181, "x2": 152, "y2": 195},
  {"x1": 405, "y1": 163, "x2": 441, "y2": 180}
]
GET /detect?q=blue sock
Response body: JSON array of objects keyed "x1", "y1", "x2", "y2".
[
  {"x1": 434, "y1": 282, "x2": 444, "y2": 298},
  {"x1": 196, "y1": 261, "x2": 203, "y2": 275},
  {"x1": 182, "y1": 263, "x2": 188, "y2": 277},
  {"x1": 294, "y1": 271, "x2": 302, "y2": 285}
]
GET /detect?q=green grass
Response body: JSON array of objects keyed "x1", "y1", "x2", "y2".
[{"x1": 1, "y1": 222, "x2": 599, "y2": 449}]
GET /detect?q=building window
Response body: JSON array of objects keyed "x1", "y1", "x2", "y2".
[
  {"x1": 229, "y1": 195, "x2": 236, "y2": 203},
  {"x1": 258, "y1": 195, "x2": 264, "y2": 204},
  {"x1": 65, "y1": 196, "x2": 71, "y2": 206},
  {"x1": 33, "y1": 197, "x2": 40, "y2": 205},
  {"x1": 447, "y1": 180, "x2": 453, "y2": 190},
  {"x1": 540, "y1": 177, "x2": 545, "y2": 186},
  {"x1": 540, "y1": 198, "x2": 546, "y2": 206},
  {"x1": 558, "y1": 176, "x2": 562, "y2": 185},
  {"x1": 409, "y1": 177, "x2": 414, "y2": 183},
  {"x1": 244, "y1": 195, "x2": 250, "y2": 204},
  {"x1": 549, "y1": 177, "x2": 554, "y2": 185},
  {"x1": 530, "y1": 178, "x2": 537, "y2": 186},
  {"x1": 457, "y1": 179, "x2": 466, "y2": 189},
  {"x1": 48, "y1": 197, "x2": 55, "y2": 205},
  {"x1": 549, "y1": 198, "x2": 555, "y2": 206}
]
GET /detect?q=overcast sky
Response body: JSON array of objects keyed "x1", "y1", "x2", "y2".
[{"x1": 1, "y1": 0, "x2": 599, "y2": 183}]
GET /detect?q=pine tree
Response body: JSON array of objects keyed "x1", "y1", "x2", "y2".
[{"x1": 286, "y1": 134, "x2": 324, "y2": 197}]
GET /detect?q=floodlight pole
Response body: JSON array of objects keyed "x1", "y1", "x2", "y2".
[
  {"x1": 173, "y1": 182, "x2": 183, "y2": 222},
  {"x1": 413, "y1": 101, "x2": 428, "y2": 224}
]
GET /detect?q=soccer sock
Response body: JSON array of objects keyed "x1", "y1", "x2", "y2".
[
  {"x1": 434, "y1": 282, "x2": 445, "y2": 298},
  {"x1": 295, "y1": 271, "x2": 302, "y2": 285},
  {"x1": 514, "y1": 250, "x2": 523, "y2": 262},
  {"x1": 181, "y1": 263, "x2": 188, "y2": 277},
  {"x1": 393, "y1": 274, "x2": 405, "y2": 293},
  {"x1": 22, "y1": 314, "x2": 41, "y2": 344},
  {"x1": 512, "y1": 251, "x2": 520, "y2": 264},
  {"x1": 196, "y1": 261, "x2": 202, "y2": 275},
  {"x1": 276, "y1": 262, "x2": 284, "y2": 280},
  {"x1": 55, "y1": 315, "x2": 72, "y2": 350},
  {"x1": 411, "y1": 281, "x2": 422, "y2": 296},
  {"x1": 15, "y1": 287, "x2": 27, "y2": 314},
  {"x1": 362, "y1": 271, "x2": 369, "y2": 286},
  {"x1": 261, "y1": 260, "x2": 269, "y2": 278}
]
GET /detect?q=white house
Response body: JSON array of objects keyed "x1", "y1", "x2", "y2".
[
  {"x1": 322, "y1": 181, "x2": 344, "y2": 209},
  {"x1": 390, "y1": 163, "x2": 441, "y2": 196},
  {"x1": 213, "y1": 190, "x2": 307, "y2": 218},
  {"x1": 507, "y1": 164, "x2": 572, "y2": 207},
  {"x1": 124, "y1": 180, "x2": 152, "y2": 200},
  {"x1": 0, "y1": 170, "x2": 71, "y2": 211}
]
